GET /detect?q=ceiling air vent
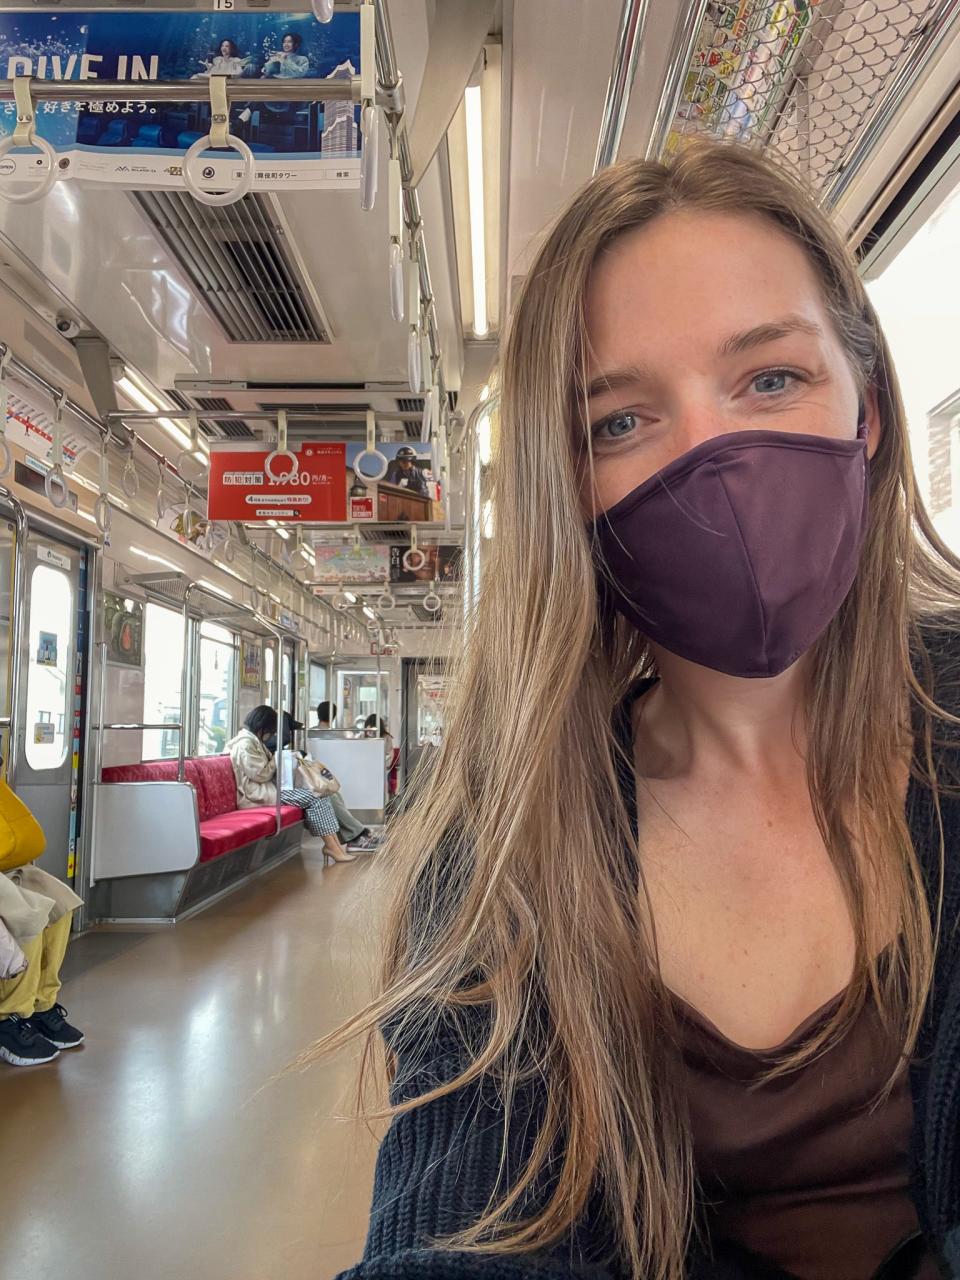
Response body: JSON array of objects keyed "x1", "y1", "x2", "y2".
[
  {"x1": 133, "y1": 191, "x2": 329, "y2": 345},
  {"x1": 167, "y1": 390, "x2": 256, "y2": 440},
  {"x1": 396, "y1": 397, "x2": 424, "y2": 440}
]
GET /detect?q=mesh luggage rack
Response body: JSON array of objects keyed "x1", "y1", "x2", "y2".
[{"x1": 655, "y1": 0, "x2": 958, "y2": 203}]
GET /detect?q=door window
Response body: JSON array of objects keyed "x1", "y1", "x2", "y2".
[
  {"x1": 416, "y1": 675, "x2": 450, "y2": 747},
  {"x1": 25, "y1": 564, "x2": 73, "y2": 771},
  {"x1": 337, "y1": 670, "x2": 388, "y2": 732},
  {"x1": 197, "y1": 622, "x2": 237, "y2": 756},
  {"x1": 142, "y1": 603, "x2": 184, "y2": 761}
]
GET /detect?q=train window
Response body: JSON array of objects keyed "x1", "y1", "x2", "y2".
[
  {"x1": 141, "y1": 603, "x2": 184, "y2": 761},
  {"x1": 867, "y1": 172, "x2": 960, "y2": 551},
  {"x1": 24, "y1": 564, "x2": 72, "y2": 771},
  {"x1": 197, "y1": 622, "x2": 237, "y2": 756}
]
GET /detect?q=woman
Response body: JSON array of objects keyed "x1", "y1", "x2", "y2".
[
  {"x1": 317, "y1": 143, "x2": 960, "y2": 1279},
  {"x1": 261, "y1": 32, "x2": 310, "y2": 79},
  {"x1": 192, "y1": 39, "x2": 250, "y2": 79},
  {"x1": 226, "y1": 706, "x2": 355, "y2": 865}
]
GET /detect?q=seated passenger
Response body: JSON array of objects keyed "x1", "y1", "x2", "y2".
[
  {"x1": 285, "y1": 711, "x2": 379, "y2": 851},
  {"x1": 316, "y1": 701, "x2": 336, "y2": 730},
  {"x1": 226, "y1": 706, "x2": 356, "y2": 865},
  {"x1": 364, "y1": 715, "x2": 398, "y2": 797},
  {"x1": 0, "y1": 773, "x2": 84, "y2": 1067}
]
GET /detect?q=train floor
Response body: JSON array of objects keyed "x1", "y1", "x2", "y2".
[{"x1": 2, "y1": 841, "x2": 386, "y2": 1280}]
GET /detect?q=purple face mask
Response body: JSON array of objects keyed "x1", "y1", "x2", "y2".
[{"x1": 592, "y1": 427, "x2": 869, "y2": 678}]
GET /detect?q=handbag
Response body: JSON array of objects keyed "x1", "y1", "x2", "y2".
[
  {"x1": 0, "y1": 777, "x2": 46, "y2": 873},
  {"x1": 294, "y1": 756, "x2": 341, "y2": 799}
]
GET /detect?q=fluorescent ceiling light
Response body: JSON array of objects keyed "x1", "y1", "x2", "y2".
[
  {"x1": 115, "y1": 372, "x2": 208, "y2": 463},
  {"x1": 343, "y1": 591, "x2": 357, "y2": 604},
  {"x1": 300, "y1": 544, "x2": 316, "y2": 564},
  {"x1": 464, "y1": 84, "x2": 487, "y2": 339},
  {"x1": 129, "y1": 544, "x2": 179, "y2": 571},
  {"x1": 267, "y1": 519, "x2": 290, "y2": 540},
  {"x1": 362, "y1": 606, "x2": 376, "y2": 620},
  {"x1": 197, "y1": 578, "x2": 233, "y2": 600},
  {"x1": 481, "y1": 499, "x2": 494, "y2": 540},
  {"x1": 477, "y1": 406, "x2": 493, "y2": 467}
]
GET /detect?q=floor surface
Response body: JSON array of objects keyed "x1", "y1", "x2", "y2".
[{"x1": 1, "y1": 843, "x2": 385, "y2": 1280}]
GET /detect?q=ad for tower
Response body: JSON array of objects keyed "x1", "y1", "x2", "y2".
[{"x1": 0, "y1": 10, "x2": 361, "y2": 190}]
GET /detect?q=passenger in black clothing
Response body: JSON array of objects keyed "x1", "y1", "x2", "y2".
[
  {"x1": 383, "y1": 446, "x2": 429, "y2": 496},
  {"x1": 314, "y1": 142, "x2": 960, "y2": 1280}
]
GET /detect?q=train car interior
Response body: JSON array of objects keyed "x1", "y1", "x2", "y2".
[{"x1": 1, "y1": 0, "x2": 960, "y2": 1277}]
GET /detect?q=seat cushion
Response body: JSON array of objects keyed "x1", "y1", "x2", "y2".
[
  {"x1": 192, "y1": 754, "x2": 240, "y2": 820},
  {"x1": 197, "y1": 804, "x2": 303, "y2": 862}
]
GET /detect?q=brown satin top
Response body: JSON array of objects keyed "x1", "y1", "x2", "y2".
[{"x1": 676, "y1": 987, "x2": 938, "y2": 1280}]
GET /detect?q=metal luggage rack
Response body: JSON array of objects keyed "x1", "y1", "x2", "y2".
[{"x1": 648, "y1": 0, "x2": 960, "y2": 205}]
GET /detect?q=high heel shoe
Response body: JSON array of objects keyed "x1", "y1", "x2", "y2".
[{"x1": 323, "y1": 846, "x2": 357, "y2": 865}]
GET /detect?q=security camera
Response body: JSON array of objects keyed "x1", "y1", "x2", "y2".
[{"x1": 54, "y1": 314, "x2": 81, "y2": 339}]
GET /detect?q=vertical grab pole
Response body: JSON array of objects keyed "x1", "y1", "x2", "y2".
[
  {"x1": 0, "y1": 489, "x2": 27, "y2": 784},
  {"x1": 179, "y1": 583, "x2": 196, "y2": 781}
]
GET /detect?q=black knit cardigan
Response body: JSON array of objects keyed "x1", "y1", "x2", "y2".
[{"x1": 337, "y1": 636, "x2": 960, "y2": 1280}]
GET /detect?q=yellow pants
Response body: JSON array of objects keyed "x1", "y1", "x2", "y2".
[{"x1": 0, "y1": 911, "x2": 73, "y2": 1018}]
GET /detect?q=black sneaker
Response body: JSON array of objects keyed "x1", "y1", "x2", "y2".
[
  {"x1": 347, "y1": 833, "x2": 382, "y2": 852},
  {"x1": 0, "y1": 1014, "x2": 60, "y2": 1066},
  {"x1": 29, "y1": 1004, "x2": 84, "y2": 1050}
]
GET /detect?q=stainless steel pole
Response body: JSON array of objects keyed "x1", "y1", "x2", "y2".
[{"x1": 594, "y1": 0, "x2": 653, "y2": 172}]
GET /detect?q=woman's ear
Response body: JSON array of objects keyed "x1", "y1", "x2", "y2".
[{"x1": 863, "y1": 384, "x2": 882, "y2": 460}]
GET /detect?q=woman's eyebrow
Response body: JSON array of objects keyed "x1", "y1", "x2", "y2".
[
  {"x1": 719, "y1": 316, "x2": 823, "y2": 356},
  {"x1": 586, "y1": 363, "x2": 654, "y2": 401}
]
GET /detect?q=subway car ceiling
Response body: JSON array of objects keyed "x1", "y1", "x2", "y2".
[{"x1": 0, "y1": 0, "x2": 957, "y2": 658}]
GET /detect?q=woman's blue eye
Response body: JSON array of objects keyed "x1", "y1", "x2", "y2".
[
  {"x1": 752, "y1": 370, "x2": 792, "y2": 394},
  {"x1": 595, "y1": 411, "x2": 637, "y2": 440}
]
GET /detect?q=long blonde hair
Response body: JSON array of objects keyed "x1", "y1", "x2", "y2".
[{"x1": 308, "y1": 143, "x2": 960, "y2": 1280}]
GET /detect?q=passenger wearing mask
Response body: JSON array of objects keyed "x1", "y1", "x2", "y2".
[
  {"x1": 320, "y1": 143, "x2": 960, "y2": 1280},
  {"x1": 226, "y1": 706, "x2": 355, "y2": 865},
  {"x1": 383, "y1": 446, "x2": 430, "y2": 497}
]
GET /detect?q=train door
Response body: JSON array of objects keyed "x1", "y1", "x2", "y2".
[
  {"x1": 402, "y1": 658, "x2": 449, "y2": 783},
  {"x1": 15, "y1": 530, "x2": 87, "y2": 884}
]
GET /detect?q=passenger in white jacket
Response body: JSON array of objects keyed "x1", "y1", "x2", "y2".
[{"x1": 226, "y1": 706, "x2": 356, "y2": 864}]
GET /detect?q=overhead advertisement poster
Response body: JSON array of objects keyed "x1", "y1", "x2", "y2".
[
  {"x1": 207, "y1": 441, "x2": 446, "y2": 526},
  {"x1": 0, "y1": 10, "x2": 361, "y2": 191},
  {"x1": 312, "y1": 545, "x2": 390, "y2": 585},
  {"x1": 207, "y1": 442, "x2": 347, "y2": 523}
]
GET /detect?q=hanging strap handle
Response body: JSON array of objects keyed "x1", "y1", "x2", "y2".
[
  {"x1": 402, "y1": 523, "x2": 426, "y2": 572},
  {"x1": 0, "y1": 78, "x2": 59, "y2": 205},
  {"x1": 264, "y1": 408, "x2": 299, "y2": 482},
  {"x1": 353, "y1": 408, "x2": 388, "y2": 486},
  {"x1": 44, "y1": 389, "x2": 68, "y2": 508},
  {"x1": 182, "y1": 75, "x2": 255, "y2": 208},
  {"x1": 176, "y1": 411, "x2": 206, "y2": 482},
  {"x1": 94, "y1": 438, "x2": 112, "y2": 534},
  {"x1": 121, "y1": 442, "x2": 140, "y2": 497}
]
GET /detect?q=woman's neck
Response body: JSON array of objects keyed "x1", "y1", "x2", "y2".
[{"x1": 636, "y1": 645, "x2": 810, "y2": 780}]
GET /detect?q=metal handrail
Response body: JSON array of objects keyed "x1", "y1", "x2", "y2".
[
  {"x1": 95, "y1": 722, "x2": 184, "y2": 732},
  {"x1": 0, "y1": 489, "x2": 27, "y2": 786},
  {"x1": 0, "y1": 77, "x2": 362, "y2": 105},
  {"x1": 645, "y1": 0, "x2": 708, "y2": 161},
  {"x1": 108, "y1": 409, "x2": 418, "y2": 425},
  {"x1": 594, "y1": 0, "x2": 653, "y2": 172},
  {"x1": 374, "y1": 0, "x2": 448, "y2": 406}
]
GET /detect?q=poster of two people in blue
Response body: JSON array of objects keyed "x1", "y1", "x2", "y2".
[{"x1": 0, "y1": 9, "x2": 361, "y2": 190}]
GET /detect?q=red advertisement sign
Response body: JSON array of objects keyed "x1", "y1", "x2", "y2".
[{"x1": 207, "y1": 443, "x2": 347, "y2": 523}]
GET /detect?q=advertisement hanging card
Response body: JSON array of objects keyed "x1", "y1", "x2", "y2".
[
  {"x1": 207, "y1": 441, "x2": 347, "y2": 522},
  {"x1": 390, "y1": 544, "x2": 462, "y2": 584},
  {"x1": 0, "y1": 10, "x2": 361, "y2": 191},
  {"x1": 346, "y1": 442, "x2": 443, "y2": 524},
  {"x1": 312, "y1": 545, "x2": 390, "y2": 585},
  {"x1": 6, "y1": 391, "x2": 86, "y2": 469}
]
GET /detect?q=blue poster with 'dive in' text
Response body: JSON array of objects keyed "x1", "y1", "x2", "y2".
[{"x1": 0, "y1": 10, "x2": 361, "y2": 191}]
